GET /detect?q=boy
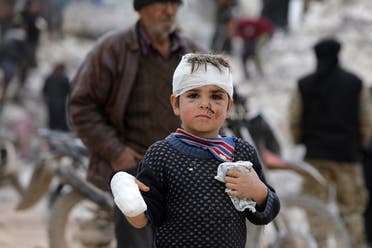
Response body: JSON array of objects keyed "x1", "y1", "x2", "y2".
[{"x1": 111, "y1": 53, "x2": 280, "y2": 247}]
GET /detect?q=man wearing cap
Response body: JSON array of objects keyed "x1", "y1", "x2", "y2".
[
  {"x1": 68, "y1": 0, "x2": 200, "y2": 247},
  {"x1": 288, "y1": 37, "x2": 372, "y2": 247}
]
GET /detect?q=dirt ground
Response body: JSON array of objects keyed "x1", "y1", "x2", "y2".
[{"x1": 0, "y1": 185, "x2": 49, "y2": 248}]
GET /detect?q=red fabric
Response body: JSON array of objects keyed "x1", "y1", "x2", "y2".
[
  {"x1": 234, "y1": 17, "x2": 275, "y2": 41},
  {"x1": 262, "y1": 149, "x2": 290, "y2": 169}
]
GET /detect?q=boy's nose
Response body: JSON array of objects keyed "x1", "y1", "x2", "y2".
[{"x1": 199, "y1": 98, "x2": 212, "y2": 109}]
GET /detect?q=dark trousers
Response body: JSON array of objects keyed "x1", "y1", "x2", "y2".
[
  {"x1": 363, "y1": 155, "x2": 372, "y2": 245},
  {"x1": 114, "y1": 206, "x2": 153, "y2": 248}
]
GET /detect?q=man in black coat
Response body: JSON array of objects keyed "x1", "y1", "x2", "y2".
[{"x1": 289, "y1": 37, "x2": 372, "y2": 247}]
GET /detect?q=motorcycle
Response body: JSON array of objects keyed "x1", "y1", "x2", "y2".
[{"x1": 16, "y1": 129, "x2": 115, "y2": 248}]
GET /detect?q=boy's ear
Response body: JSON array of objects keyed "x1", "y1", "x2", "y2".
[
  {"x1": 170, "y1": 95, "x2": 180, "y2": 116},
  {"x1": 226, "y1": 99, "x2": 234, "y2": 118}
]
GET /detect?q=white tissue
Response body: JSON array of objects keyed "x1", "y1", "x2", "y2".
[
  {"x1": 110, "y1": 171, "x2": 147, "y2": 217},
  {"x1": 215, "y1": 161, "x2": 257, "y2": 212}
]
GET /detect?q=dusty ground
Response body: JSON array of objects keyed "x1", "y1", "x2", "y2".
[
  {"x1": 0, "y1": 185, "x2": 49, "y2": 248},
  {"x1": 0, "y1": 165, "x2": 300, "y2": 248}
]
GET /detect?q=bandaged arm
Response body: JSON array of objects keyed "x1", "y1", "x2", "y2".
[{"x1": 110, "y1": 171, "x2": 149, "y2": 228}]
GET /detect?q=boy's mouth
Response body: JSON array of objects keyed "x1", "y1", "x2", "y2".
[{"x1": 195, "y1": 114, "x2": 211, "y2": 119}]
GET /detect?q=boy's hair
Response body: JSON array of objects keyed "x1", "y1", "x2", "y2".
[
  {"x1": 172, "y1": 53, "x2": 234, "y2": 98},
  {"x1": 187, "y1": 53, "x2": 231, "y2": 74}
]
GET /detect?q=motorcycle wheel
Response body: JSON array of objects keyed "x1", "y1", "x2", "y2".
[{"x1": 49, "y1": 190, "x2": 115, "y2": 248}]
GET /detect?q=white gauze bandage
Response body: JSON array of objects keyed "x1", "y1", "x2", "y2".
[
  {"x1": 172, "y1": 53, "x2": 234, "y2": 98},
  {"x1": 110, "y1": 171, "x2": 147, "y2": 217}
]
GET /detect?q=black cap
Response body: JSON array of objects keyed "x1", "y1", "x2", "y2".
[
  {"x1": 133, "y1": 0, "x2": 183, "y2": 11},
  {"x1": 314, "y1": 38, "x2": 341, "y2": 58}
]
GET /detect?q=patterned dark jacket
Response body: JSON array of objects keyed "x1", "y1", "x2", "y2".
[{"x1": 137, "y1": 134, "x2": 280, "y2": 248}]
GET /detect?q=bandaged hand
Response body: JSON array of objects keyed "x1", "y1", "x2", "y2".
[{"x1": 110, "y1": 171, "x2": 147, "y2": 217}]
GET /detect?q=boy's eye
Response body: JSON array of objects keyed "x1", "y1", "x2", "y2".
[
  {"x1": 186, "y1": 92, "x2": 199, "y2": 98},
  {"x1": 211, "y1": 93, "x2": 224, "y2": 100}
]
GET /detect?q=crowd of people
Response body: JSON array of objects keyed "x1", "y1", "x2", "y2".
[{"x1": 1, "y1": 0, "x2": 372, "y2": 247}]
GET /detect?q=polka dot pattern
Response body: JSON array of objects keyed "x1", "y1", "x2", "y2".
[{"x1": 137, "y1": 137, "x2": 274, "y2": 248}]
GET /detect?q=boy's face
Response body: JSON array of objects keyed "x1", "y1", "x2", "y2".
[{"x1": 170, "y1": 85, "x2": 234, "y2": 138}]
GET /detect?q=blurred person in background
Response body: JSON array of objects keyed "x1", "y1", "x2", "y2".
[
  {"x1": 0, "y1": 22, "x2": 27, "y2": 109},
  {"x1": 42, "y1": 62, "x2": 70, "y2": 131},
  {"x1": 0, "y1": 0, "x2": 17, "y2": 39},
  {"x1": 227, "y1": 16, "x2": 275, "y2": 79},
  {"x1": 18, "y1": 0, "x2": 43, "y2": 89},
  {"x1": 39, "y1": 0, "x2": 70, "y2": 39},
  {"x1": 288, "y1": 37, "x2": 372, "y2": 247},
  {"x1": 362, "y1": 86, "x2": 372, "y2": 248},
  {"x1": 68, "y1": 0, "x2": 200, "y2": 247},
  {"x1": 260, "y1": 0, "x2": 290, "y2": 31},
  {"x1": 210, "y1": 0, "x2": 237, "y2": 54}
]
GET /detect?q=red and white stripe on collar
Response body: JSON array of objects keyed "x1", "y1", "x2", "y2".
[{"x1": 174, "y1": 128, "x2": 235, "y2": 162}]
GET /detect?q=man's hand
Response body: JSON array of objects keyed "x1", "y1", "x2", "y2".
[
  {"x1": 225, "y1": 169, "x2": 268, "y2": 206},
  {"x1": 111, "y1": 147, "x2": 144, "y2": 171}
]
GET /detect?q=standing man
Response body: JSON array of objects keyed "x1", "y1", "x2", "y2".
[
  {"x1": 68, "y1": 0, "x2": 200, "y2": 247},
  {"x1": 288, "y1": 37, "x2": 372, "y2": 247}
]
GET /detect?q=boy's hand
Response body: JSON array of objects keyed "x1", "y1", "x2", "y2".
[
  {"x1": 225, "y1": 169, "x2": 268, "y2": 206},
  {"x1": 135, "y1": 178, "x2": 150, "y2": 192}
]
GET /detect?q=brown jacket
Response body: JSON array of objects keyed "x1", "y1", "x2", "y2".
[{"x1": 68, "y1": 24, "x2": 200, "y2": 190}]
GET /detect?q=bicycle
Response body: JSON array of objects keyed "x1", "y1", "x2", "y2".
[{"x1": 224, "y1": 91, "x2": 351, "y2": 248}]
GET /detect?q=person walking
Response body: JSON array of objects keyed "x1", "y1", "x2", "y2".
[
  {"x1": 288, "y1": 37, "x2": 372, "y2": 247},
  {"x1": 227, "y1": 16, "x2": 275, "y2": 79},
  {"x1": 0, "y1": 22, "x2": 27, "y2": 109},
  {"x1": 42, "y1": 62, "x2": 70, "y2": 131},
  {"x1": 110, "y1": 53, "x2": 280, "y2": 248},
  {"x1": 18, "y1": 0, "x2": 42, "y2": 88},
  {"x1": 210, "y1": 0, "x2": 237, "y2": 54},
  {"x1": 68, "y1": 0, "x2": 200, "y2": 247}
]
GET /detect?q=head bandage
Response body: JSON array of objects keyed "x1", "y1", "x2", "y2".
[{"x1": 172, "y1": 54, "x2": 234, "y2": 98}]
